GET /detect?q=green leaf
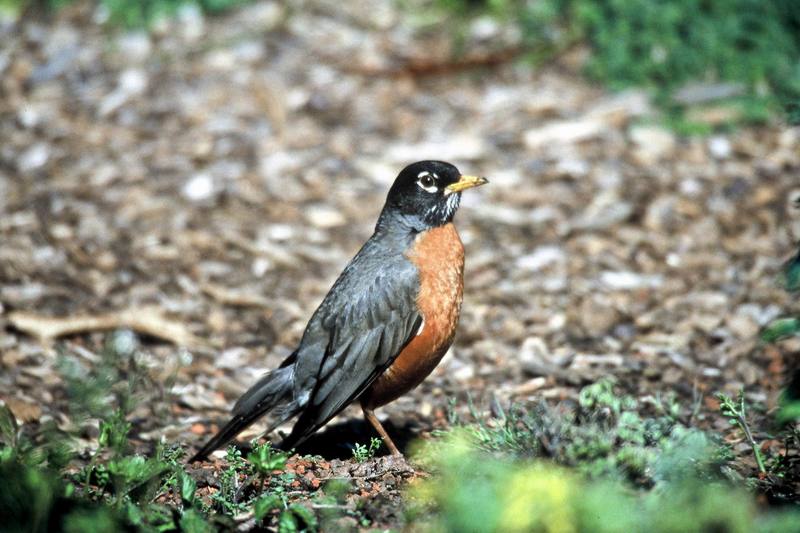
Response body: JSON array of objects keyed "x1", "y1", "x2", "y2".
[
  {"x1": 178, "y1": 470, "x2": 197, "y2": 506},
  {"x1": 180, "y1": 508, "x2": 214, "y2": 533},
  {"x1": 63, "y1": 508, "x2": 118, "y2": 533},
  {"x1": 247, "y1": 443, "x2": 288, "y2": 473},
  {"x1": 98, "y1": 410, "x2": 132, "y2": 453},
  {"x1": 278, "y1": 510, "x2": 299, "y2": 533},
  {"x1": 108, "y1": 455, "x2": 148, "y2": 482},
  {"x1": 761, "y1": 317, "x2": 800, "y2": 343},
  {"x1": 0, "y1": 404, "x2": 18, "y2": 448},
  {"x1": 782, "y1": 250, "x2": 800, "y2": 292},
  {"x1": 287, "y1": 504, "x2": 318, "y2": 530},
  {"x1": 125, "y1": 501, "x2": 145, "y2": 527},
  {"x1": 107, "y1": 455, "x2": 167, "y2": 499},
  {"x1": 253, "y1": 494, "x2": 281, "y2": 522},
  {"x1": 777, "y1": 400, "x2": 800, "y2": 423}
]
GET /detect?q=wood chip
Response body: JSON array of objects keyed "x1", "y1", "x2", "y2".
[
  {"x1": 3, "y1": 397, "x2": 42, "y2": 423},
  {"x1": 201, "y1": 283, "x2": 272, "y2": 308}
]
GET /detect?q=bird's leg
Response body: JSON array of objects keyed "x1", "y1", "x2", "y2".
[{"x1": 361, "y1": 405, "x2": 402, "y2": 456}]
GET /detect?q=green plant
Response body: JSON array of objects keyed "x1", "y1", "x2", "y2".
[
  {"x1": 211, "y1": 446, "x2": 249, "y2": 515},
  {"x1": 436, "y1": 0, "x2": 800, "y2": 122},
  {"x1": 248, "y1": 440, "x2": 289, "y2": 495},
  {"x1": 2, "y1": 0, "x2": 256, "y2": 27},
  {"x1": 205, "y1": 441, "x2": 317, "y2": 530},
  {"x1": 101, "y1": 0, "x2": 252, "y2": 27},
  {"x1": 444, "y1": 379, "x2": 721, "y2": 488},
  {"x1": 412, "y1": 432, "x2": 800, "y2": 532},
  {"x1": 762, "y1": 248, "x2": 800, "y2": 342},
  {"x1": 717, "y1": 392, "x2": 767, "y2": 475},
  {"x1": 762, "y1": 244, "x2": 800, "y2": 423},
  {"x1": 251, "y1": 485, "x2": 317, "y2": 531},
  {"x1": 762, "y1": 317, "x2": 800, "y2": 343},
  {"x1": 351, "y1": 437, "x2": 383, "y2": 463},
  {"x1": 248, "y1": 441, "x2": 289, "y2": 474},
  {"x1": 0, "y1": 330, "x2": 318, "y2": 531}
]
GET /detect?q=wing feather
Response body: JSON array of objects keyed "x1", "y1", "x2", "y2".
[{"x1": 279, "y1": 239, "x2": 421, "y2": 449}]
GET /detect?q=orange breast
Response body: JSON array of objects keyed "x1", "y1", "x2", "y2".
[{"x1": 361, "y1": 223, "x2": 464, "y2": 409}]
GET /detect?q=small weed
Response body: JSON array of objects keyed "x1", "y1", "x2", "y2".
[
  {"x1": 413, "y1": 380, "x2": 800, "y2": 531},
  {"x1": 210, "y1": 446, "x2": 249, "y2": 515},
  {"x1": 446, "y1": 379, "x2": 718, "y2": 488},
  {"x1": 352, "y1": 437, "x2": 383, "y2": 463},
  {"x1": 763, "y1": 246, "x2": 800, "y2": 343},
  {"x1": 781, "y1": 248, "x2": 800, "y2": 293},
  {"x1": 761, "y1": 317, "x2": 800, "y2": 343},
  {"x1": 248, "y1": 441, "x2": 289, "y2": 495},
  {"x1": 248, "y1": 441, "x2": 289, "y2": 474},
  {"x1": 0, "y1": 330, "x2": 325, "y2": 531},
  {"x1": 412, "y1": 434, "x2": 769, "y2": 533},
  {"x1": 718, "y1": 391, "x2": 767, "y2": 475}
]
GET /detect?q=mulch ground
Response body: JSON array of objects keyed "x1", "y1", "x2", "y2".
[{"x1": 1, "y1": 1, "x2": 800, "y2": 527}]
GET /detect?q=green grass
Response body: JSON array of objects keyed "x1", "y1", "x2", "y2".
[
  {"x1": 431, "y1": 379, "x2": 726, "y2": 487},
  {"x1": 436, "y1": 0, "x2": 800, "y2": 126},
  {"x1": 0, "y1": 331, "x2": 316, "y2": 532},
  {"x1": 413, "y1": 441, "x2": 800, "y2": 533},
  {"x1": 3, "y1": 339, "x2": 800, "y2": 531},
  {"x1": 411, "y1": 380, "x2": 800, "y2": 532},
  {"x1": 1, "y1": 0, "x2": 253, "y2": 27}
]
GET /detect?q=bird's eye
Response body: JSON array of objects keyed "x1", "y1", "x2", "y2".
[{"x1": 416, "y1": 173, "x2": 438, "y2": 193}]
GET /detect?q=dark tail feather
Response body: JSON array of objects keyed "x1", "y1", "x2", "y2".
[
  {"x1": 188, "y1": 365, "x2": 299, "y2": 463},
  {"x1": 188, "y1": 414, "x2": 251, "y2": 463}
]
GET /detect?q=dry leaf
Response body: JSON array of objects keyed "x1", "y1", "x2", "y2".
[{"x1": 4, "y1": 397, "x2": 42, "y2": 423}]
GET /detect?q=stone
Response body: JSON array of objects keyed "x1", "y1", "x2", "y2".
[
  {"x1": 523, "y1": 119, "x2": 605, "y2": 149},
  {"x1": 182, "y1": 173, "x2": 215, "y2": 202},
  {"x1": 599, "y1": 271, "x2": 664, "y2": 290},
  {"x1": 515, "y1": 245, "x2": 565, "y2": 272},
  {"x1": 578, "y1": 296, "x2": 621, "y2": 336},
  {"x1": 305, "y1": 204, "x2": 346, "y2": 228},
  {"x1": 116, "y1": 32, "x2": 151, "y2": 63},
  {"x1": 629, "y1": 125, "x2": 676, "y2": 164},
  {"x1": 708, "y1": 135, "x2": 732, "y2": 159},
  {"x1": 18, "y1": 143, "x2": 49, "y2": 172},
  {"x1": 726, "y1": 314, "x2": 760, "y2": 339}
]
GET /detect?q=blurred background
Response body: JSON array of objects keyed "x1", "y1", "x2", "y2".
[{"x1": 1, "y1": 0, "x2": 800, "y2": 526}]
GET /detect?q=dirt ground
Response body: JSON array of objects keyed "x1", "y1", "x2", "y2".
[{"x1": 2, "y1": 0, "x2": 800, "y2": 528}]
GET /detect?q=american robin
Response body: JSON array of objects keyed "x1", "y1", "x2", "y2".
[{"x1": 189, "y1": 161, "x2": 487, "y2": 461}]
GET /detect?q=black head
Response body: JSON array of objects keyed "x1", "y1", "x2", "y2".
[{"x1": 377, "y1": 160, "x2": 488, "y2": 232}]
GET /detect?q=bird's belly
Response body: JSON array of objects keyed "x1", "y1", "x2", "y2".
[{"x1": 361, "y1": 223, "x2": 464, "y2": 409}]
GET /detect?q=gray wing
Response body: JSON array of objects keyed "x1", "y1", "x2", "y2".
[{"x1": 279, "y1": 238, "x2": 421, "y2": 449}]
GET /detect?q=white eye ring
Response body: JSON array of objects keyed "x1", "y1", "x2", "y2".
[{"x1": 416, "y1": 171, "x2": 438, "y2": 193}]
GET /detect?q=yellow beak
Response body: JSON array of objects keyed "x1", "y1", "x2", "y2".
[{"x1": 445, "y1": 175, "x2": 489, "y2": 195}]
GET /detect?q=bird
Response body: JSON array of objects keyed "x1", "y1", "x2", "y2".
[{"x1": 189, "y1": 161, "x2": 487, "y2": 461}]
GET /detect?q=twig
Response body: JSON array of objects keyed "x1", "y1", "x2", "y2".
[
  {"x1": 331, "y1": 46, "x2": 524, "y2": 78},
  {"x1": 319, "y1": 32, "x2": 582, "y2": 79},
  {"x1": 7, "y1": 306, "x2": 207, "y2": 348},
  {"x1": 311, "y1": 503, "x2": 350, "y2": 510}
]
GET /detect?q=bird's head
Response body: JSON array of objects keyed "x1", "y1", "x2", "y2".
[{"x1": 378, "y1": 160, "x2": 488, "y2": 232}]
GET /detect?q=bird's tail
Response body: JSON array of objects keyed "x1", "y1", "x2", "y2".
[{"x1": 188, "y1": 365, "x2": 299, "y2": 462}]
